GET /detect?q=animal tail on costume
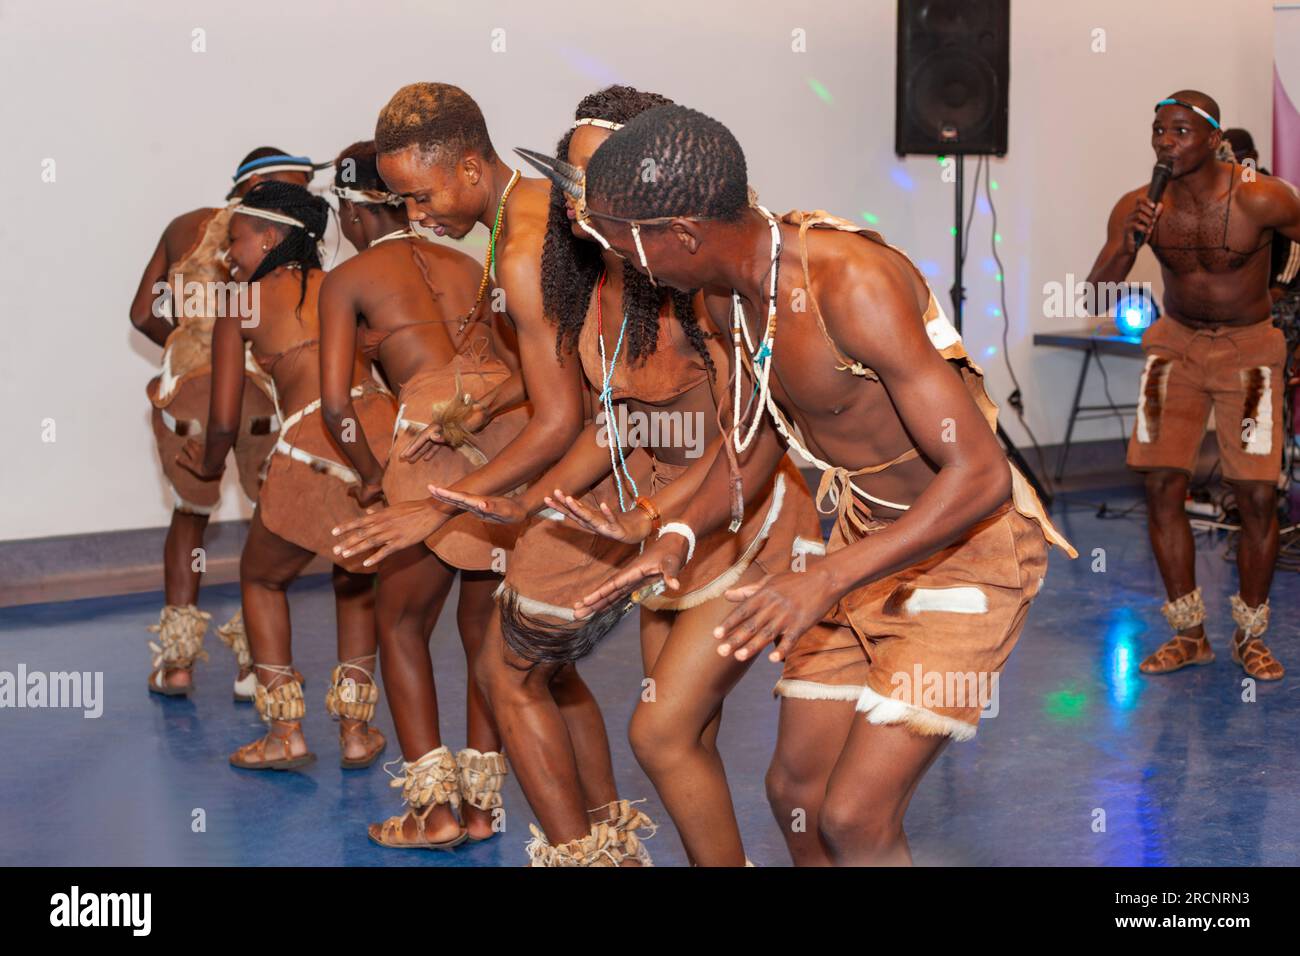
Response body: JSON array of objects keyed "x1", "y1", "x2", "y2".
[{"x1": 497, "y1": 586, "x2": 633, "y2": 667}]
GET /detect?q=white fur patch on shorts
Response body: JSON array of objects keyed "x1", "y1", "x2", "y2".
[
  {"x1": 903, "y1": 585, "x2": 988, "y2": 615},
  {"x1": 1135, "y1": 354, "x2": 1170, "y2": 444},
  {"x1": 856, "y1": 685, "x2": 978, "y2": 742},
  {"x1": 1241, "y1": 366, "x2": 1273, "y2": 456}
]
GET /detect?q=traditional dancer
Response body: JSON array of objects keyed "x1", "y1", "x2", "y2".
[
  {"x1": 568, "y1": 105, "x2": 1076, "y2": 865},
  {"x1": 130, "y1": 148, "x2": 315, "y2": 699},
  {"x1": 332, "y1": 83, "x2": 651, "y2": 865},
  {"x1": 319, "y1": 140, "x2": 527, "y2": 846},
  {"x1": 178, "y1": 181, "x2": 394, "y2": 770},
  {"x1": 1087, "y1": 91, "x2": 1300, "y2": 681},
  {"x1": 434, "y1": 86, "x2": 825, "y2": 866}
]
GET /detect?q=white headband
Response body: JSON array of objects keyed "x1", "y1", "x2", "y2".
[
  {"x1": 232, "y1": 204, "x2": 317, "y2": 238},
  {"x1": 572, "y1": 118, "x2": 624, "y2": 131},
  {"x1": 331, "y1": 184, "x2": 405, "y2": 207}
]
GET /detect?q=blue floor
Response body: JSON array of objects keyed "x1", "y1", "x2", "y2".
[{"x1": 2, "y1": 489, "x2": 1297, "y2": 866}]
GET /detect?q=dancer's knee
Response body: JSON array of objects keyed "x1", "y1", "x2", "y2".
[
  {"x1": 474, "y1": 644, "x2": 548, "y2": 707},
  {"x1": 765, "y1": 758, "x2": 820, "y2": 818},
  {"x1": 628, "y1": 705, "x2": 696, "y2": 773},
  {"x1": 816, "y1": 790, "x2": 901, "y2": 859}
]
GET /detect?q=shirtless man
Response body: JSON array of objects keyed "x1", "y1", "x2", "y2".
[
  {"x1": 569, "y1": 104, "x2": 1075, "y2": 865},
  {"x1": 128, "y1": 148, "x2": 313, "y2": 698},
  {"x1": 331, "y1": 84, "x2": 646, "y2": 863},
  {"x1": 1087, "y1": 91, "x2": 1299, "y2": 681}
]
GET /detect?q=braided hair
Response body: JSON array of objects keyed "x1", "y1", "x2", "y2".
[
  {"x1": 584, "y1": 104, "x2": 749, "y2": 223},
  {"x1": 543, "y1": 87, "x2": 713, "y2": 376},
  {"x1": 240, "y1": 181, "x2": 329, "y2": 317}
]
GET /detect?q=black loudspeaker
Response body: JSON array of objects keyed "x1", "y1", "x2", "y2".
[{"x1": 895, "y1": 0, "x2": 1010, "y2": 156}]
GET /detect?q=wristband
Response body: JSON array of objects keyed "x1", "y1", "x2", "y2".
[
  {"x1": 635, "y1": 496, "x2": 662, "y2": 536},
  {"x1": 657, "y1": 521, "x2": 696, "y2": 567}
]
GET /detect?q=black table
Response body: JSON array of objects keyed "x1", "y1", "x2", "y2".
[{"x1": 1033, "y1": 325, "x2": 1146, "y2": 480}]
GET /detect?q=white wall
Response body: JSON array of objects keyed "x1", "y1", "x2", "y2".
[{"x1": 0, "y1": 0, "x2": 1278, "y2": 541}]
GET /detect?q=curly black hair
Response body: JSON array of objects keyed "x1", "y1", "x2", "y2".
[
  {"x1": 583, "y1": 104, "x2": 749, "y2": 222},
  {"x1": 240, "y1": 180, "x2": 329, "y2": 317},
  {"x1": 541, "y1": 86, "x2": 713, "y2": 378}
]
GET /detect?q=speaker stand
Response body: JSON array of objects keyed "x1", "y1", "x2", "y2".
[{"x1": 949, "y1": 155, "x2": 1053, "y2": 506}]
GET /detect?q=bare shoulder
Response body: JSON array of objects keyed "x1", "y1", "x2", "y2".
[
  {"x1": 162, "y1": 206, "x2": 218, "y2": 256},
  {"x1": 415, "y1": 235, "x2": 484, "y2": 283},
  {"x1": 811, "y1": 231, "x2": 931, "y2": 367},
  {"x1": 1236, "y1": 170, "x2": 1300, "y2": 222}
]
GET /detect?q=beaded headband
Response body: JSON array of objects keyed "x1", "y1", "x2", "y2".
[{"x1": 1155, "y1": 98, "x2": 1221, "y2": 130}]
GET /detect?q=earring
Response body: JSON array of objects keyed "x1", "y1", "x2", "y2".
[{"x1": 261, "y1": 243, "x2": 268, "y2": 251}]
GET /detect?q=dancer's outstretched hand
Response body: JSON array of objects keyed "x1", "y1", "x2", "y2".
[
  {"x1": 426, "y1": 484, "x2": 526, "y2": 525},
  {"x1": 544, "y1": 489, "x2": 650, "y2": 544},
  {"x1": 331, "y1": 500, "x2": 451, "y2": 567},
  {"x1": 175, "y1": 439, "x2": 221, "y2": 481},
  {"x1": 715, "y1": 568, "x2": 839, "y2": 663},
  {"x1": 573, "y1": 533, "x2": 687, "y2": 618}
]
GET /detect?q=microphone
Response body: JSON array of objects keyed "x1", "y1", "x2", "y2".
[{"x1": 1133, "y1": 160, "x2": 1174, "y2": 250}]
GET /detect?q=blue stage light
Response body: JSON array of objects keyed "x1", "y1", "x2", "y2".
[{"x1": 1112, "y1": 288, "x2": 1159, "y2": 335}]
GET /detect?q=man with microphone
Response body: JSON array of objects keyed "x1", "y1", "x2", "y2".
[{"x1": 1086, "y1": 90, "x2": 1300, "y2": 681}]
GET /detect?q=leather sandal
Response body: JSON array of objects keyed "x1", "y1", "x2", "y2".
[
  {"x1": 230, "y1": 667, "x2": 315, "y2": 770},
  {"x1": 229, "y1": 722, "x2": 317, "y2": 771},
  {"x1": 1141, "y1": 587, "x2": 1213, "y2": 675},
  {"x1": 1230, "y1": 594, "x2": 1284, "y2": 681},
  {"x1": 325, "y1": 656, "x2": 386, "y2": 768},
  {"x1": 368, "y1": 746, "x2": 467, "y2": 850},
  {"x1": 146, "y1": 605, "x2": 210, "y2": 697}
]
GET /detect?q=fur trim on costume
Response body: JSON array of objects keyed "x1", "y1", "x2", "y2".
[
  {"x1": 773, "y1": 678, "x2": 864, "y2": 701},
  {"x1": 642, "y1": 472, "x2": 787, "y2": 611},
  {"x1": 855, "y1": 685, "x2": 977, "y2": 742},
  {"x1": 1135, "y1": 354, "x2": 1171, "y2": 444},
  {"x1": 495, "y1": 583, "x2": 632, "y2": 667}
]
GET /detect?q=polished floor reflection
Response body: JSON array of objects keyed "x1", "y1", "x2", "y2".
[{"x1": 1, "y1": 489, "x2": 1296, "y2": 866}]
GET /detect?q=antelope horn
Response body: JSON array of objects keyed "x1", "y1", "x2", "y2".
[{"x1": 514, "y1": 147, "x2": 584, "y2": 201}]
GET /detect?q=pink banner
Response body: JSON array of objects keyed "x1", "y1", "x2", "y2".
[
  {"x1": 1276, "y1": 7, "x2": 1300, "y2": 182},
  {"x1": 1275, "y1": 64, "x2": 1300, "y2": 183}
]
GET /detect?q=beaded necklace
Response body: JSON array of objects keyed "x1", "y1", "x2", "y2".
[
  {"x1": 730, "y1": 207, "x2": 783, "y2": 453},
  {"x1": 461, "y1": 169, "x2": 521, "y2": 333},
  {"x1": 369, "y1": 227, "x2": 414, "y2": 248},
  {"x1": 594, "y1": 270, "x2": 640, "y2": 511}
]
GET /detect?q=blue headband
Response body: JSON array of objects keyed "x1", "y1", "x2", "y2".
[
  {"x1": 1155, "y1": 99, "x2": 1221, "y2": 130},
  {"x1": 231, "y1": 154, "x2": 315, "y2": 184}
]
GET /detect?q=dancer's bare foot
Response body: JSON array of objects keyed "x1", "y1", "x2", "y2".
[
  {"x1": 230, "y1": 720, "x2": 316, "y2": 770},
  {"x1": 1231, "y1": 630, "x2": 1285, "y2": 681},
  {"x1": 462, "y1": 804, "x2": 497, "y2": 841},
  {"x1": 339, "y1": 718, "x2": 386, "y2": 768},
  {"x1": 148, "y1": 664, "x2": 193, "y2": 695},
  {"x1": 1139, "y1": 625, "x2": 1214, "y2": 674},
  {"x1": 368, "y1": 804, "x2": 466, "y2": 849}
]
